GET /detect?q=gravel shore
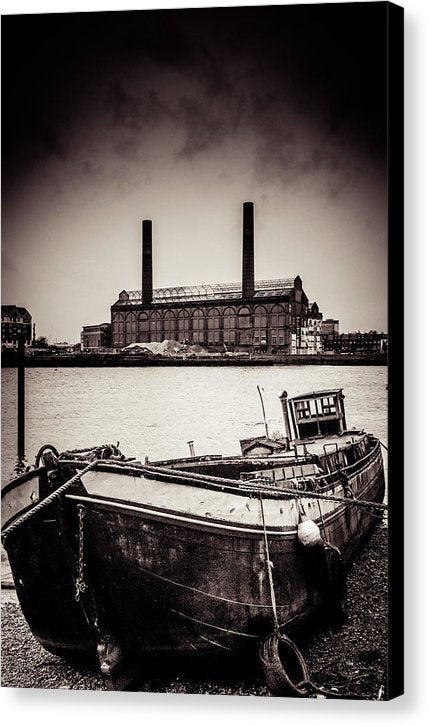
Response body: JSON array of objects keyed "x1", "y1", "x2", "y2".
[{"x1": 1, "y1": 520, "x2": 388, "y2": 699}]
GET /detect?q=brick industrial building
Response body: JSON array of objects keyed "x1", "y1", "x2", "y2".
[
  {"x1": 321, "y1": 318, "x2": 340, "y2": 336},
  {"x1": 1, "y1": 305, "x2": 32, "y2": 348},
  {"x1": 323, "y1": 331, "x2": 388, "y2": 354},
  {"x1": 110, "y1": 203, "x2": 323, "y2": 354},
  {"x1": 81, "y1": 323, "x2": 111, "y2": 351}
]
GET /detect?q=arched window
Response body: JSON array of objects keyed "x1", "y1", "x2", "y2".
[
  {"x1": 112, "y1": 312, "x2": 125, "y2": 348},
  {"x1": 178, "y1": 310, "x2": 190, "y2": 343},
  {"x1": 238, "y1": 306, "x2": 251, "y2": 328},
  {"x1": 270, "y1": 304, "x2": 287, "y2": 348},
  {"x1": 164, "y1": 310, "x2": 176, "y2": 338},
  {"x1": 138, "y1": 313, "x2": 150, "y2": 343},
  {"x1": 207, "y1": 308, "x2": 220, "y2": 344},
  {"x1": 223, "y1": 307, "x2": 236, "y2": 345},
  {"x1": 253, "y1": 306, "x2": 268, "y2": 347},
  {"x1": 150, "y1": 311, "x2": 163, "y2": 342},
  {"x1": 191, "y1": 309, "x2": 205, "y2": 344},
  {"x1": 125, "y1": 312, "x2": 137, "y2": 345},
  {"x1": 237, "y1": 306, "x2": 252, "y2": 345}
]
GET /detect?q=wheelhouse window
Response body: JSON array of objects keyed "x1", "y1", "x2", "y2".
[
  {"x1": 296, "y1": 401, "x2": 311, "y2": 419},
  {"x1": 321, "y1": 396, "x2": 337, "y2": 415}
]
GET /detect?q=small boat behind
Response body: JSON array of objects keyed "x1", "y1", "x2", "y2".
[{"x1": 1, "y1": 388, "x2": 386, "y2": 694}]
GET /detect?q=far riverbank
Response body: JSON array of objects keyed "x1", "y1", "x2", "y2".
[{"x1": 2, "y1": 352, "x2": 387, "y2": 367}]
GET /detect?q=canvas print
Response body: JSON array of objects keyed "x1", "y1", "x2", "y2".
[{"x1": 1, "y1": 2, "x2": 403, "y2": 699}]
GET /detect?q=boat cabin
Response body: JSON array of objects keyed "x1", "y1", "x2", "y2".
[
  {"x1": 239, "y1": 436, "x2": 287, "y2": 457},
  {"x1": 279, "y1": 389, "x2": 347, "y2": 442}
]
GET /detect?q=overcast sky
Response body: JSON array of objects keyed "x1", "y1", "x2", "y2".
[{"x1": 2, "y1": 3, "x2": 388, "y2": 342}]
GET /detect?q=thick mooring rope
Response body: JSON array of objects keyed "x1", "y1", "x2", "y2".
[
  {"x1": 258, "y1": 492, "x2": 383, "y2": 699},
  {"x1": 241, "y1": 481, "x2": 387, "y2": 511},
  {"x1": 1, "y1": 459, "x2": 98, "y2": 544},
  {"x1": 58, "y1": 443, "x2": 119, "y2": 459},
  {"x1": 259, "y1": 493, "x2": 279, "y2": 632}
]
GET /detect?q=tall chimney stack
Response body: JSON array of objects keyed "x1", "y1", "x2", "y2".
[
  {"x1": 142, "y1": 219, "x2": 153, "y2": 304},
  {"x1": 242, "y1": 201, "x2": 255, "y2": 299}
]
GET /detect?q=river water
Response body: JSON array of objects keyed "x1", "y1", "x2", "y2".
[{"x1": 1, "y1": 365, "x2": 388, "y2": 481}]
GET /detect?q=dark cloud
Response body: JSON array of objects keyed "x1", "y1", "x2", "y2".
[
  {"x1": 178, "y1": 96, "x2": 227, "y2": 158},
  {"x1": 199, "y1": 52, "x2": 234, "y2": 100},
  {"x1": 106, "y1": 83, "x2": 172, "y2": 132},
  {"x1": 80, "y1": 160, "x2": 102, "y2": 178},
  {"x1": 2, "y1": 4, "x2": 387, "y2": 192},
  {"x1": 30, "y1": 120, "x2": 67, "y2": 160}
]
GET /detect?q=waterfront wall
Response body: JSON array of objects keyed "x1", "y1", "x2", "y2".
[{"x1": 2, "y1": 351, "x2": 387, "y2": 367}]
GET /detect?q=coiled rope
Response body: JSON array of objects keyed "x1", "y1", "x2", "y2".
[
  {"x1": 258, "y1": 493, "x2": 382, "y2": 699},
  {"x1": 58, "y1": 443, "x2": 120, "y2": 459}
]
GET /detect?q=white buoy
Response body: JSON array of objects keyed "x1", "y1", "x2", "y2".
[{"x1": 297, "y1": 514, "x2": 323, "y2": 547}]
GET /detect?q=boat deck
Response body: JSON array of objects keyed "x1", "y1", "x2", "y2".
[{"x1": 291, "y1": 430, "x2": 366, "y2": 457}]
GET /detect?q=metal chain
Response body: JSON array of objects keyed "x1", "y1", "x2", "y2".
[{"x1": 75, "y1": 504, "x2": 87, "y2": 602}]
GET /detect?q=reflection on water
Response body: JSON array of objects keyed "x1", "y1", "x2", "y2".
[{"x1": 1, "y1": 365, "x2": 388, "y2": 482}]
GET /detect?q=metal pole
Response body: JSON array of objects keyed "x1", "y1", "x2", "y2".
[
  {"x1": 17, "y1": 334, "x2": 25, "y2": 459},
  {"x1": 257, "y1": 385, "x2": 269, "y2": 439},
  {"x1": 187, "y1": 440, "x2": 195, "y2": 457},
  {"x1": 278, "y1": 390, "x2": 292, "y2": 450}
]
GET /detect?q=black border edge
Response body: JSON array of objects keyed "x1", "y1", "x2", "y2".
[{"x1": 387, "y1": 0, "x2": 404, "y2": 701}]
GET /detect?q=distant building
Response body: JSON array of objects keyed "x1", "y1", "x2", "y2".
[
  {"x1": 322, "y1": 318, "x2": 340, "y2": 336},
  {"x1": 110, "y1": 203, "x2": 323, "y2": 355},
  {"x1": 1, "y1": 305, "x2": 32, "y2": 347},
  {"x1": 323, "y1": 331, "x2": 388, "y2": 354},
  {"x1": 81, "y1": 323, "x2": 111, "y2": 351},
  {"x1": 50, "y1": 342, "x2": 81, "y2": 354},
  {"x1": 300, "y1": 302, "x2": 323, "y2": 354}
]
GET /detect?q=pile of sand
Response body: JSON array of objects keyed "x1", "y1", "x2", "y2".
[{"x1": 122, "y1": 340, "x2": 208, "y2": 357}]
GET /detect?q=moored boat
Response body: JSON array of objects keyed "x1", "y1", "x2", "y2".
[{"x1": 1, "y1": 388, "x2": 386, "y2": 694}]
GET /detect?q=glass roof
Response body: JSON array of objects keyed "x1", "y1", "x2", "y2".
[{"x1": 115, "y1": 279, "x2": 296, "y2": 305}]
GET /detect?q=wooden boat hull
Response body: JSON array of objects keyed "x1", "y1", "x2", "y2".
[{"x1": 2, "y1": 441, "x2": 385, "y2": 660}]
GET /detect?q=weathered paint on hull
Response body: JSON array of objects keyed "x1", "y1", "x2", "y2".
[
  {"x1": 4, "y1": 499, "x2": 96, "y2": 655},
  {"x1": 3, "y1": 445, "x2": 385, "y2": 659}
]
